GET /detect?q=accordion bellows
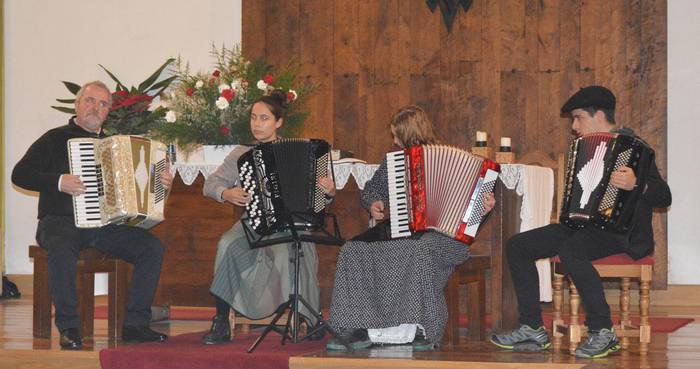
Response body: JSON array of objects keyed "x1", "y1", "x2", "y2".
[
  {"x1": 68, "y1": 135, "x2": 167, "y2": 229},
  {"x1": 387, "y1": 144, "x2": 500, "y2": 244},
  {"x1": 560, "y1": 132, "x2": 654, "y2": 233},
  {"x1": 238, "y1": 138, "x2": 330, "y2": 235}
]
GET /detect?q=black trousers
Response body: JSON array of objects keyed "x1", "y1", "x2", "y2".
[
  {"x1": 506, "y1": 223, "x2": 625, "y2": 331},
  {"x1": 36, "y1": 215, "x2": 164, "y2": 331}
]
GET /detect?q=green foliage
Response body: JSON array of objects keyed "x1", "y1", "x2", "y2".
[{"x1": 151, "y1": 45, "x2": 315, "y2": 148}]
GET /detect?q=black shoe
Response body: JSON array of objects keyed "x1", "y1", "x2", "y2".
[
  {"x1": 121, "y1": 325, "x2": 168, "y2": 343},
  {"x1": 202, "y1": 315, "x2": 231, "y2": 345},
  {"x1": 326, "y1": 328, "x2": 372, "y2": 351},
  {"x1": 59, "y1": 327, "x2": 83, "y2": 350}
]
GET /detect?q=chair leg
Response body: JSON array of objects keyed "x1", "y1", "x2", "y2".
[
  {"x1": 32, "y1": 255, "x2": 52, "y2": 338},
  {"x1": 77, "y1": 269, "x2": 95, "y2": 337},
  {"x1": 443, "y1": 273, "x2": 459, "y2": 346},
  {"x1": 552, "y1": 272, "x2": 564, "y2": 351},
  {"x1": 639, "y1": 279, "x2": 651, "y2": 355},
  {"x1": 109, "y1": 261, "x2": 129, "y2": 340},
  {"x1": 620, "y1": 277, "x2": 631, "y2": 349},
  {"x1": 569, "y1": 279, "x2": 581, "y2": 355}
]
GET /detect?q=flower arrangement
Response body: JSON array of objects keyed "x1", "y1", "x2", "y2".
[
  {"x1": 52, "y1": 59, "x2": 176, "y2": 136},
  {"x1": 152, "y1": 45, "x2": 313, "y2": 148}
]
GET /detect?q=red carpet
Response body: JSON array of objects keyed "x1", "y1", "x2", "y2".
[{"x1": 99, "y1": 331, "x2": 326, "y2": 369}]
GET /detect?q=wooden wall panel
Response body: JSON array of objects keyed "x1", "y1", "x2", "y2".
[{"x1": 242, "y1": 0, "x2": 669, "y2": 287}]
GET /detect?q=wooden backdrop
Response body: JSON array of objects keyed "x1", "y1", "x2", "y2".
[{"x1": 242, "y1": 0, "x2": 668, "y2": 287}]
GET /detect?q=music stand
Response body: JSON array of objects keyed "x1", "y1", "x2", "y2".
[{"x1": 241, "y1": 209, "x2": 343, "y2": 353}]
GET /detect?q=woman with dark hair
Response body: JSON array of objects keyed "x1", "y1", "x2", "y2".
[
  {"x1": 201, "y1": 90, "x2": 336, "y2": 344},
  {"x1": 326, "y1": 105, "x2": 495, "y2": 351}
]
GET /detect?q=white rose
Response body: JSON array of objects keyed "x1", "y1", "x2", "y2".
[
  {"x1": 170, "y1": 92, "x2": 177, "y2": 99},
  {"x1": 165, "y1": 110, "x2": 177, "y2": 123},
  {"x1": 288, "y1": 89, "x2": 298, "y2": 101},
  {"x1": 231, "y1": 79, "x2": 242, "y2": 90},
  {"x1": 218, "y1": 83, "x2": 229, "y2": 93},
  {"x1": 195, "y1": 80, "x2": 204, "y2": 89},
  {"x1": 257, "y1": 80, "x2": 268, "y2": 90},
  {"x1": 215, "y1": 96, "x2": 230, "y2": 110}
]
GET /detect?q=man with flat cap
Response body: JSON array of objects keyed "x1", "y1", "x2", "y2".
[{"x1": 489, "y1": 86, "x2": 672, "y2": 358}]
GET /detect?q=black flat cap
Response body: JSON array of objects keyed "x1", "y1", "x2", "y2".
[{"x1": 561, "y1": 85, "x2": 616, "y2": 114}]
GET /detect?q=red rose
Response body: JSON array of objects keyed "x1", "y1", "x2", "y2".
[
  {"x1": 220, "y1": 88, "x2": 235, "y2": 102},
  {"x1": 287, "y1": 91, "x2": 296, "y2": 102},
  {"x1": 263, "y1": 73, "x2": 274, "y2": 84},
  {"x1": 219, "y1": 126, "x2": 231, "y2": 136},
  {"x1": 186, "y1": 87, "x2": 194, "y2": 96},
  {"x1": 114, "y1": 90, "x2": 128, "y2": 98},
  {"x1": 212, "y1": 70, "x2": 221, "y2": 77}
]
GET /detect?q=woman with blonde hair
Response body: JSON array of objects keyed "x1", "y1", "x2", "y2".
[{"x1": 326, "y1": 105, "x2": 495, "y2": 351}]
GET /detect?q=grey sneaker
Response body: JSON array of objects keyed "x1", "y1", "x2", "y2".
[
  {"x1": 574, "y1": 328, "x2": 620, "y2": 358},
  {"x1": 326, "y1": 328, "x2": 372, "y2": 351},
  {"x1": 490, "y1": 324, "x2": 551, "y2": 351}
]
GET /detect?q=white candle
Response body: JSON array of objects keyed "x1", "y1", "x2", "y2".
[
  {"x1": 476, "y1": 131, "x2": 487, "y2": 142},
  {"x1": 500, "y1": 137, "x2": 511, "y2": 147}
]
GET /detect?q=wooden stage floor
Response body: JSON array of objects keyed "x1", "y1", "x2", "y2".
[{"x1": 1, "y1": 295, "x2": 699, "y2": 369}]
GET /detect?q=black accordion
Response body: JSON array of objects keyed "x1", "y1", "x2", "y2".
[
  {"x1": 237, "y1": 138, "x2": 331, "y2": 235},
  {"x1": 560, "y1": 132, "x2": 654, "y2": 233}
]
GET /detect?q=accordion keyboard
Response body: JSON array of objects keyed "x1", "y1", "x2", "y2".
[
  {"x1": 68, "y1": 140, "x2": 103, "y2": 228},
  {"x1": 386, "y1": 151, "x2": 411, "y2": 238}
]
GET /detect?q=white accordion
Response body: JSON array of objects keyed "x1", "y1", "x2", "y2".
[{"x1": 68, "y1": 135, "x2": 167, "y2": 229}]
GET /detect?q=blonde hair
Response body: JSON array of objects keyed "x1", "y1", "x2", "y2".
[{"x1": 390, "y1": 105, "x2": 439, "y2": 147}]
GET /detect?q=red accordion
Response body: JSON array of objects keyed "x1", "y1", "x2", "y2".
[{"x1": 386, "y1": 144, "x2": 500, "y2": 244}]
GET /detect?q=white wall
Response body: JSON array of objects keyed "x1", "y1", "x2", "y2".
[
  {"x1": 4, "y1": 0, "x2": 242, "y2": 274},
  {"x1": 668, "y1": 0, "x2": 700, "y2": 284}
]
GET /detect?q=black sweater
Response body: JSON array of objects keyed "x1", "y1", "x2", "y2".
[{"x1": 12, "y1": 117, "x2": 105, "y2": 219}]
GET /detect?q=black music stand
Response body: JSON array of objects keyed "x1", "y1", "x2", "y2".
[{"x1": 241, "y1": 210, "x2": 343, "y2": 353}]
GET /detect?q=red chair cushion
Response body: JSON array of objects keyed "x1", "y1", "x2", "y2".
[{"x1": 551, "y1": 253, "x2": 654, "y2": 265}]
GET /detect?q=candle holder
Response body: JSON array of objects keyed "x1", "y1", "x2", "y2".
[
  {"x1": 472, "y1": 144, "x2": 491, "y2": 159},
  {"x1": 496, "y1": 150, "x2": 515, "y2": 164}
]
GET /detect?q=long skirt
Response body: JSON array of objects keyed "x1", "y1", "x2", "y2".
[
  {"x1": 328, "y1": 231, "x2": 469, "y2": 344},
  {"x1": 210, "y1": 222, "x2": 320, "y2": 324}
]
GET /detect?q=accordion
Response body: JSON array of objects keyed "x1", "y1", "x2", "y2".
[
  {"x1": 68, "y1": 135, "x2": 168, "y2": 229},
  {"x1": 560, "y1": 132, "x2": 654, "y2": 233},
  {"x1": 237, "y1": 138, "x2": 330, "y2": 235},
  {"x1": 387, "y1": 144, "x2": 500, "y2": 244}
]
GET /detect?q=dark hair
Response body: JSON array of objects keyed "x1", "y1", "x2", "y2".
[
  {"x1": 253, "y1": 89, "x2": 288, "y2": 121},
  {"x1": 580, "y1": 107, "x2": 616, "y2": 124}
]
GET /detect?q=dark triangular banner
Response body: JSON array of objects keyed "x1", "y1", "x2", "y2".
[{"x1": 427, "y1": 0, "x2": 474, "y2": 33}]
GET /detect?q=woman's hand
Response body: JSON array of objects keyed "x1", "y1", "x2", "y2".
[
  {"x1": 318, "y1": 175, "x2": 336, "y2": 197},
  {"x1": 482, "y1": 192, "x2": 496, "y2": 215},
  {"x1": 159, "y1": 162, "x2": 174, "y2": 190},
  {"x1": 370, "y1": 200, "x2": 386, "y2": 221},
  {"x1": 222, "y1": 187, "x2": 252, "y2": 207}
]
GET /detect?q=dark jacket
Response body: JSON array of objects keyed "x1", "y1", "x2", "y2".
[
  {"x1": 624, "y1": 157, "x2": 672, "y2": 259},
  {"x1": 11, "y1": 117, "x2": 105, "y2": 219},
  {"x1": 614, "y1": 127, "x2": 672, "y2": 259}
]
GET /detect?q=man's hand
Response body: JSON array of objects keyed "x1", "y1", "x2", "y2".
[
  {"x1": 60, "y1": 174, "x2": 86, "y2": 196},
  {"x1": 222, "y1": 187, "x2": 252, "y2": 206},
  {"x1": 317, "y1": 175, "x2": 336, "y2": 197},
  {"x1": 370, "y1": 200, "x2": 386, "y2": 221},
  {"x1": 482, "y1": 192, "x2": 496, "y2": 215},
  {"x1": 610, "y1": 166, "x2": 637, "y2": 191},
  {"x1": 159, "y1": 162, "x2": 174, "y2": 190}
]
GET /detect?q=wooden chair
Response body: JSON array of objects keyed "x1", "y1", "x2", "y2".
[
  {"x1": 552, "y1": 254, "x2": 654, "y2": 355},
  {"x1": 29, "y1": 245, "x2": 129, "y2": 339},
  {"x1": 444, "y1": 255, "x2": 490, "y2": 345}
]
